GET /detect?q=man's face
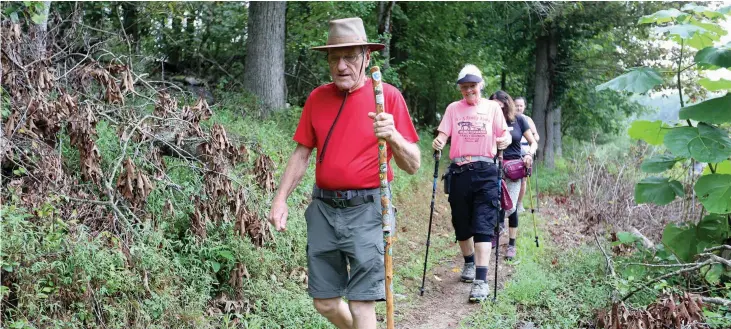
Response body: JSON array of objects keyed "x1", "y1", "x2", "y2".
[
  {"x1": 515, "y1": 99, "x2": 526, "y2": 114},
  {"x1": 328, "y1": 46, "x2": 370, "y2": 91}
]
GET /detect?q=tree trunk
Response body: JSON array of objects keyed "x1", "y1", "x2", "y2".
[
  {"x1": 554, "y1": 106, "x2": 562, "y2": 159},
  {"x1": 545, "y1": 105, "x2": 555, "y2": 167},
  {"x1": 532, "y1": 29, "x2": 558, "y2": 167},
  {"x1": 33, "y1": 1, "x2": 52, "y2": 59},
  {"x1": 377, "y1": 1, "x2": 395, "y2": 70},
  {"x1": 532, "y1": 35, "x2": 549, "y2": 162},
  {"x1": 501, "y1": 69, "x2": 506, "y2": 91},
  {"x1": 168, "y1": 13, "x2": 182, "y2": 68},
  {"x1": 121, "y1": 2, "x2": 137, "y2": 51},
  {"x1": 243, "y1": 1, "x2": 287, "y2": 117}
]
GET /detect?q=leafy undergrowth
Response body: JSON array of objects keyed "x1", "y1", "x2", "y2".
[
  {"x1": 461, "y1": 228, "x2": 613, "y2": 329},
  {"x1": 2, "y1": 100, "x2": 324, "y2": 328}
]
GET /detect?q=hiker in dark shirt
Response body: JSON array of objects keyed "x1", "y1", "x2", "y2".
[
  {"x1": 514, "y1": 97, "x2": 540, "y2": 213},
  {"x1": 489, "y1": 91, "x2": 537, "y2": 261}
]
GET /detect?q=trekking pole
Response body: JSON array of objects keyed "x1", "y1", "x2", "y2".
[
  {"x1": 535, "y1": 157, "x2": 540, "y2": 213},
  {"x1": 420, "y1": 150, "x2": 441, "y2": 296},
  {"x1": 528, "y1": 171, "x2": 539, "y2": 248},
  {"x1": 370, "y1": 66, "x2": 395, "y2": 329},
  {"x1": 493, "y1": 150, "x2": 504, "y2": 302}
]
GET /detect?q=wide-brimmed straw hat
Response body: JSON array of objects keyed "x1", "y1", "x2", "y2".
[{"x1": 311, "y1": 17, "x2": 385, "y2": 51}]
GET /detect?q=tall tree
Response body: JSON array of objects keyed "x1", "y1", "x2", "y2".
[
  {"x1": 33, "y1": 1, "x2": 51, "y2": 59},
  {"x1": 243, "y1": 1, "x2": 287, "y2": 117},
  {"x1": 377, "y1": 1, "x2": 395, "y2": 70},
  {"x1": 525, "y1": 2, "x2": 664, "y2": 167},
  {"x1": 532, "y1": 29, "x2": 558, "y2": 165}
]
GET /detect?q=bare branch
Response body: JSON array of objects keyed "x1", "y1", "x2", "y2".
[
  {"x1": 703, "y1": 245, "x2": 731, "y2": 253},
  {"x1": 702, "y1": 296, "x2": 731, "y2": 307},
  {"x1": 594, "y1": 231, "x2": 616, "y2": 277}
]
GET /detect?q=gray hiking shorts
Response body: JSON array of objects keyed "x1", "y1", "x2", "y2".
[{"x1": 304, "y1": 193, "x2": 387, "y2": 301}]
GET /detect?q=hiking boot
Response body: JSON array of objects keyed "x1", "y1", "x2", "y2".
[
  {"x1": 505, "y1": 245, "x2": 517, "y2": 261},
  {"x1": 460, "y1": 262, "x2": 475, "y2": 282},
  {"x1": 469, "y1": 279, "x2": 490, "y2": 303}
]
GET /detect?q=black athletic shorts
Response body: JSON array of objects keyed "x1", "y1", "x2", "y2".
[{"x1": 446, "y1": 161, "x2": 500, "y2": 241}]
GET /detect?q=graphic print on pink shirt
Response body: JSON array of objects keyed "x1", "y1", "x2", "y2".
[{"x1": 437, "y1": 99, "x2": 507, "y2": 161}]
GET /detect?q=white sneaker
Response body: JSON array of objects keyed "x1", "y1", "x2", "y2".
[{"x1": 518, "y1": 205, "x2": 526, "y2": 213}]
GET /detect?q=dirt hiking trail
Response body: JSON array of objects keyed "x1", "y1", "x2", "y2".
[{"x1": 391, "y1": 174, "x2": 520, "y2": 329}]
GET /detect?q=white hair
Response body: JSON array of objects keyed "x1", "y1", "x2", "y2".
[
  {"x1": 456, "y1": 64, "x2": 484, "y2": 90},
  {"x1": 457, "y1": 64, "x2": 482, "y2": 81}
]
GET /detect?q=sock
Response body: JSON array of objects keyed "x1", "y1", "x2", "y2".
[
  {"x1": 464, "y1": 253, "x2": 475, "y2": 264},
  {"x1": 509, "y1": 238, "x2": 516, "y2": 246},
  {"x1": 475, "y1": 266, "x2": 488, "y2": 281}
]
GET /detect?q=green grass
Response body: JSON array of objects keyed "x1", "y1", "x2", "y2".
[{"x1": 462, "y1": 227, "x2": 612, "y2": 329}]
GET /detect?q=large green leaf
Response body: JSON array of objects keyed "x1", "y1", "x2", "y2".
[
  {"x1": 698, "y1": 77, "x2": 731, "y2": 91},
  {"x1": 688, "y1": 31, "x2": 719, "y2": 50},
  {"x1": 704, "y1": 264, "x2": 724, "y2": 285},
  {"x1": 679, "y1": 94, "x2": 731, "y2": 124},
  {"x1": 662, "y1": 222, "x2": 698, "y2": 262},
  {"x1": 663, "y1": 124, "x2": 730, "y2": 162},
  {"x1": 635, "y1": 176, "x2": 685, "y2": 206},
  {"x1": 639, "y1": 8, "x2": 684, "y2": 24},
  {"x1": 662, "y1": 214, "x2": 729, "y2": 263},
  {"x1": 695, "y1": 174, "x2": 731, "y2": 213},
  {"x1": 628, "y1": 120, "x2": 669, "y2": 146},
  {"x1": 595, "y1": 67, "x2": 663, "y2": 94},
  {"x1": 688, "y1": 124, "x2": 731, "y2": 163},
  {"x1": 689, "y1": 19, "x2": 728, "y2": 37},
  {"x1": 656, "y1": 24, "x2": 708, "y2": 39},
  {"x1": 697, "y1": 214, "x2": 730, "y2": 241},
  {"x1": 703, "y1": 160, "x2": 731, "y2": 175},
  {"x1": 681, "y1": 4, "x2": 725, "y2": 19},
  {"x1": 664, "y1": 126, "x2": 695, "y2": 158},
  {"x1": 695, "y1": 44, "x2": 731, "y2": 68},
  {"x1": 640, "y1": 154, "x2": 680, "y2": 173}
]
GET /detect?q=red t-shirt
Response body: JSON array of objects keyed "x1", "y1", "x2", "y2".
[{"x1": 293, "y1": 79, "x2": 419, "y2": 190}]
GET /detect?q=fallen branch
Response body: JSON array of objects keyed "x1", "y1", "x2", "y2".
[
  {"x1": 629, "y1": 226, "x2": 655, "y2": 250},
  {"x1": 701, "y1": 296, "x2": 731, "y2": 307},
  {"x1": 700, "y1": 254, "x2": 731, "y2": 268},
  {"x1": 623, "y1": 262, "x2": 695, "y2": 268},
  {"x1": 622, "y1": 257, "x2": 719, "y2": 302},
  {"x1": 594, "y1": 231, "x2": 616, "y2": 277},
  {"x1": 703, "y1": 245, "x2": 731, "y2": 253}
]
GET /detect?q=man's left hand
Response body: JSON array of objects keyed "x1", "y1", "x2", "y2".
[{"x1": 368, "y1": 112, "x2": 398, "y2": 142}]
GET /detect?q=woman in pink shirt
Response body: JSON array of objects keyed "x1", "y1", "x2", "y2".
[{"x1": 432, "y1": 64, "x2": 511, "y2": 303}]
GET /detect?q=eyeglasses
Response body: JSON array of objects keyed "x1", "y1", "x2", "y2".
[{"x1": 327, "y1": 51, "x2": 364, "y2": 65}]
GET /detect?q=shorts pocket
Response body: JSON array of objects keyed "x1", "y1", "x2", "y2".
[{"x1": 376, "y1": 241, "x2": 385, "y2": 256}]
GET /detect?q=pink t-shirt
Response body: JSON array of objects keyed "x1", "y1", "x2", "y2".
[{"x1": 437, "y1": 98, "x2": 507, "y2": 161}]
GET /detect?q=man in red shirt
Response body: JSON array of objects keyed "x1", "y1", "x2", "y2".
[{"x1": 268, "y1": 17, "x2": 421, "y2": 329}]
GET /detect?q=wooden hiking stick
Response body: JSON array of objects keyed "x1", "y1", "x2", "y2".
[{"x1": 370, "y1": 66, "x2": 395, "y2": 329}]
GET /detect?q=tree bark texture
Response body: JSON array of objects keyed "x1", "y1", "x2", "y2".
[
  {"x1": 378, "y1": 1, "x2": 395, "y2": 70},
  {"x1": 532, "y1": 35, "x2": 549, "y2": 162},
  {"x1": 531, "y1": 29, "x2": 558, "y2": 168},
  {"x1": 243, "y1": 1, "x2": 287, "y2": 117},
  {"x1": 33, "y1": 1, "x2": 52, "y2": 59},
  {"x1": 554, "y1": 106, "x2": 562, "y2": 159}
]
